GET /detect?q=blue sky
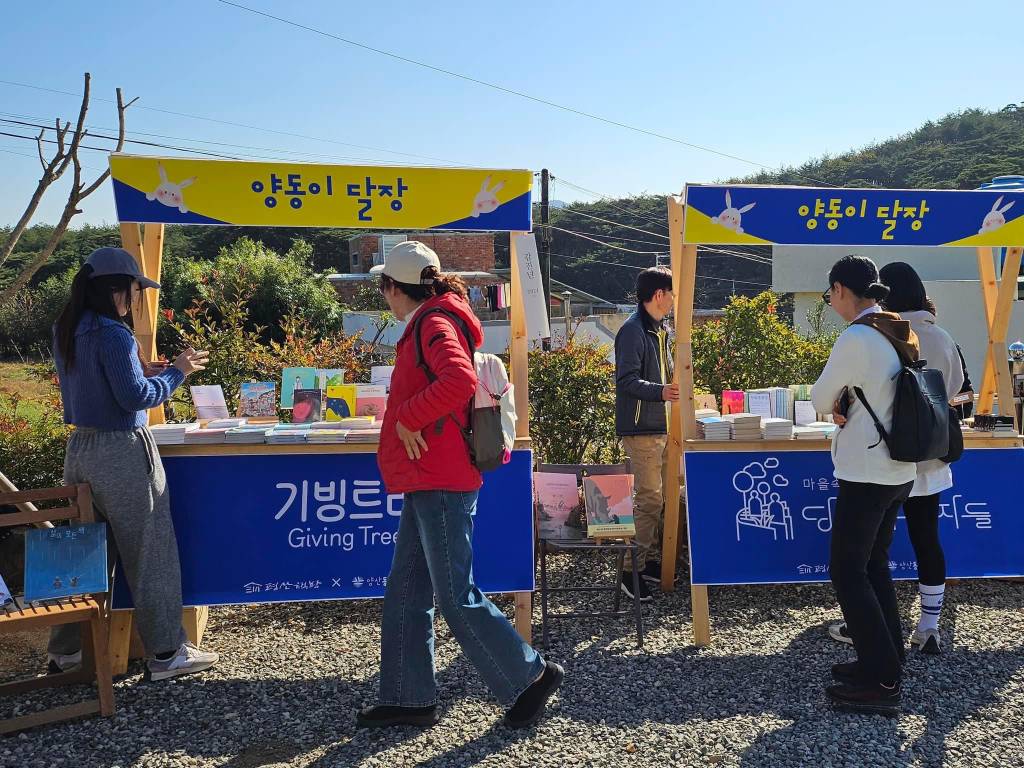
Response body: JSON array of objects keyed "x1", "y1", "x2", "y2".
[{"x1": 1, "y1": 0, "x2": 1021, "y2": 227}]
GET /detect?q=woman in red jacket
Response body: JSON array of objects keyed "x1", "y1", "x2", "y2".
[{"x1": 357, "y1": 242, "x2": 562, "y2": 730}]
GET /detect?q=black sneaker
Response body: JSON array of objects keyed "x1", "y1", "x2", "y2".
[
  {"x1": 826, "y1": 681, "x2": 901, "y2": 716},
  {"x1": 356, "y1": 704, "x2": 440, "y2": 729},
  {"x1": 620, "y1": 572, "x2": 653, "y2": 603},
  {"x1": 640, "y1": 561, "x2": 681, "y2": 587},
  {"x1": 505, "y1": 661, "x2": 565, "y2": 729},
  {"x1": 831, "y1": 660, "x2": 863, "y2": 685}
]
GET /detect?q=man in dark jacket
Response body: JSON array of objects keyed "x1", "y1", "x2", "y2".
[{"x1": 614, "y1": 267, "x2": 678, "y2": 601}]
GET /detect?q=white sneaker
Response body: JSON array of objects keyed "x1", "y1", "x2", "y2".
[
  {"x1": 47, "y1": 650, "x2": 82, "y2": 674},
  {"x1": 146, "y1": 642, "x2": 219, "y2": 682},
  {"x1": 828, "y1": 622, "x2": 854, "y2": 645},
  {"x1": 910, "y1": 628, "x2": 942, "y2": 655}
]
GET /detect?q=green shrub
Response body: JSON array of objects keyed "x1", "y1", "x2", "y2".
[
  {"x1": 0, "y1": 367, "x2": 69, "y2": 491},
  {"x1": 692, "y1": 291, "x2": 833, "y2": 395},
  {"x1": 0, "y1": 268, "x2": 76, "y2": 358},
  {"x1": 529, "y1": 341, "x2": 623, "y2": 465}
]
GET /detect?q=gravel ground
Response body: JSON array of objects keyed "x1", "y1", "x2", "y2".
[{"x1": 2, "y1": 552, "x2": 1023, "y2": 768}]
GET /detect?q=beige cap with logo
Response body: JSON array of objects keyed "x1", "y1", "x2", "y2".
[{"x1": 370, "y1": 241, "x2": 441, "y2": 285}]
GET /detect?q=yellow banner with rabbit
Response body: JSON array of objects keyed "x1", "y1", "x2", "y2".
[{"x1": 109, "y1": 155, "x2": 533, "y2": 232}]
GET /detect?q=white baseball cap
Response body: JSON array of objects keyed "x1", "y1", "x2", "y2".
[{"x1": 370, "y1": 241, "x2": 441, "y2": 285}]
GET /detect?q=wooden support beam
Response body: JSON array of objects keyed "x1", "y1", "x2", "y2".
[
  {"x1": 120, "y1": 222, "x2": 166, "y2": 426},
  {"x1": 514, "y1": 592, "x2": 532, "y2": 644},
  {"x1": 992, "y1": 247, "x2": 1023, "y2": 429},
  {"x1": 977, "y1": 247, "x2": 1000, "y2": 413},
  {"x1": 509, "y1": 233, "x2": 530, "y2": 440}
]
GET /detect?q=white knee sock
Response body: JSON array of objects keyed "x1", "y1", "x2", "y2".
[{"x1": 917, "y1": 584, "x2": 945, "y2": 633}]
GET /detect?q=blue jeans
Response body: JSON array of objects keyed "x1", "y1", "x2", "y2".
[{"x1": 379, "y1": 490, "x2": 544, "y2": 707}]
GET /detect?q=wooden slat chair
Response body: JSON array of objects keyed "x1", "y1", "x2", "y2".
[
  {"x1": 535, "y1": 462, "x2": 644, "y2": 650},
  {"x1": 0, "y1": 484, "x2": 115, "y2": 734}
]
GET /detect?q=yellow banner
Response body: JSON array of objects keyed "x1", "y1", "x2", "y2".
[{"x1": 109, "y1": 155, "x2": 533, "y2": 231}]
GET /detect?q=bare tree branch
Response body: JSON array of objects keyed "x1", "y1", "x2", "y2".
[
  {"x1": 0, "y1": 73, "x2": 134, "y2": 300},
  {"x1": 35, "y1": 129, "x2": 46, "y2": 170}
]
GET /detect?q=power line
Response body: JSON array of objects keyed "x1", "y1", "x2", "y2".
[
  {"x1": 0, "y1": 121, "x2": 243, "y2": 160},
  {"x1": 553, "y1": 207, "x2": 670, "y2": 239},
  {"x1": 215, "y1": 0, "x2": 833, "y2": 186},
  {"x1": 542, "y1": 224, "x2": 669, "y2": 248},
  {"x1": 0, "y1": 78, "x2": 461, "y2": 164},
  {"x1": 543, "y1": 226, "x2": 666, "y2": 253},
  {"x1": 553, "y1": 176, "x2": 669, "y2": 228},
  {"x1": 548, "y1": 251, "x2": 769, "y2": 288}
]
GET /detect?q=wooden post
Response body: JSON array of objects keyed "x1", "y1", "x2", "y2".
[
  {"x1": 514, "y1": 592, "x2": 532, "y2": 644},
  {"x1": 183, "y1": 606, "x2": 209, "y2": 647},
  {"x1": 509, "y1": 233, "x2": 530, "y2": 440},
  {"x1": 977, "y1": 247, "x2": 999, "y2": 413},
  {"x1": 108, "y1": 611, "x2": 133, "y2": 676},
  {"x1": 121, "y1": 223, "x2": 166, "y2": 426},
  {"x1": 992, "y1": 247, "x2": 1023, "y2": 430}
]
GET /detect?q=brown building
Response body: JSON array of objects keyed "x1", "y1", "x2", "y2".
[{"x1": 346, "y1": 232, "x2": 495, "y2": 274}]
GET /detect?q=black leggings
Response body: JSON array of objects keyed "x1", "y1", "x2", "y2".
[{"x1": 904, "y1": 494, "x2": 945, "y2": 586}]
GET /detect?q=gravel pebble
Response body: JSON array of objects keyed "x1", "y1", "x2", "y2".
[{"x1": 2, "y1": 553, "x2": 1023, "y2": 767}]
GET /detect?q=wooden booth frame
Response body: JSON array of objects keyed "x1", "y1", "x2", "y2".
[
  {"x1": 111, "y1": 188, "x2": 536, "y2": 674},
  {"x1": 660, "y1": 193, "x2": 1024, "y2": 646}
]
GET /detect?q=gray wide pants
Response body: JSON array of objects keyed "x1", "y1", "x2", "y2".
[{"x1": 49, "y1": 427, "x2": 186, "y2": 657}]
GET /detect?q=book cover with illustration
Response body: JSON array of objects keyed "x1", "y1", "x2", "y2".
[
  {"x1": 24, "y1": 523, "x2": 108, "y2": 602},
  {"x1": 534, "y1": 472, "x2": 584, "y2": 540},
  {"x1": 291, "y1": 389, "x2": 322, "y2": 424},
  {"x1": 722, "y1": 390, "x2": 746, "y2": 415},
  {"x1": 355, "y1": 384, "x2": 387, "y2": 419},
  {"x1": 583, "y1": 474, "x2": 636, "y2": 538},
  {"x1": 281, "y1": 367, "x2": 317, "y2": 409},
  {"x1": 318, "y1": 368, "x2": 346, "y2": 390},
  {"x1": 325, "y1": 385, "x2": 358, "y2": 421},
  {"x1": 239, "y1": 381, "x2": 277, "y2": 417}
]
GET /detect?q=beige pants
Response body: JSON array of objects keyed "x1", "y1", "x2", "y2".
[{"x1": 621, "y1": 434, "x2": 668, "y2": 570}]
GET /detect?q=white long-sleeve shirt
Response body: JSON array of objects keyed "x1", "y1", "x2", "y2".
[
  {"x1": 901, "y1": 310, "x2": 965, "y2": 497},
  {"x1": 811, "y1": 310, "x2": 917, "y2": 486}
]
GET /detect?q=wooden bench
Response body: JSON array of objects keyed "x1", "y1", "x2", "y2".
[{"x1": 0, "y1": 484, "x2": 115, "y2": 733}]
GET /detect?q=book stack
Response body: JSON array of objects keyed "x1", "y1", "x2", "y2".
[
  {"x1": 695, "y1": 408, "x2": 721, "y2": 420},
  {"x1": 331, "y1": 416, "x2": 377, "y2": 430},
  {"x1": 345, "y1": 428, "x2": 382, "y2": 444},
  {"x1": 267, "y1": 425, "x2": 310, "y2": 444},
  {"x1": 225, "y1": 424, "x2": 274, "y2": 444},
  {"x1": 697, "y1": 416, "x2": 731, "y2": 441},
  {"x1": 184, "y1": 427, "x2": 231, "y2": 444},
  {"x1": 207, "y1": 417, "x2": 247, "y2": 429},
  {"x1": 724, "y1": 413, "x2": 762, "y2": 440},
  {"x1": 761, "y1": 417, "x2": 794, "y2": 440},
  {"x1": 309, "y1": 421, "x2": 348, "y2": 431},
  {"x1": 306, "y1": 428, "x2": 350, "y2": 444},
  {"x1": 792, "y1": 422, "x2": 837, "y2": 440},
  {"x1": 150, "y1": 422, "x2": 200, "y2": 445}
]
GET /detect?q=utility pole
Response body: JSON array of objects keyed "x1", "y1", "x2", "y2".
[{"x1": 540, "y1": 168, "x2": 552, "y2": 351}]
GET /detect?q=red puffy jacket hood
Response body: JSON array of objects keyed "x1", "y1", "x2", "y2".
[{"x1": 377, "y1": 292, "x2": 484, "y2": 494}]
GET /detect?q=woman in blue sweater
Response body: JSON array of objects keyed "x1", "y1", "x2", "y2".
[{"x1": 48, "y1": 247, "x2": 219, "y2": 681}]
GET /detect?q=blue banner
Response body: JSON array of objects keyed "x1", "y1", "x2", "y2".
[
  {"x1": 684, "y1": 448, "x2": 1024, "y2": 585},
  {"x1": 113, "y1": 450, "x2": 534, "y2": 608},
  {"x1": 683, "y1": 184, "x2": 1024, "y2": 248}
]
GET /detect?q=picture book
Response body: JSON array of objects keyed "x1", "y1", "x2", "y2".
[
  {"x1": 318, "y1": 368, "x2": 346, "y2": 390},
  {"x1": 239, "y1": 381, "x2": 277, "y2": 417},
  {"x1": 794, "y1": 400, "x2": 818, "y2": 426},
  {"x1": 583, "y1": 474, "x2": 636, "y2": 538},
  {"x1": 190, "y1": 385, "x2": 229, "y2": 420},
  {"x1": 281, "y1": 367, "x2": 317, "y2": 409},
  {"x1": 694, "y1": 393, "x2": 718, "y2": 412},
  {"x1": 325, "y1": 385, "x2": 358, "y2": 421},
  {"x1": 0, "y1": 571, "x2": 12, "y2": 606},
  {"x1": 533, "y1": 472, "x2": 583, "y2": 540},
  {"x1": 371, "y1": 366, "x2": 395, "y2": 392},
  {"x1": 355, "y1": 384, "x2": 387, "y2": 419},
  {"x1": 291, "y1": 389, "x2": 322, "y2": 424},
  {"x1": 722, "y1": 390, "x2": 746, "y2": 415},
  {"x1": 24, "y1": 523, "x2": 108, "y2": 602}
]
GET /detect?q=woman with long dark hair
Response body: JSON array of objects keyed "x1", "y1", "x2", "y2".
[
  {"x1": 811, "y1": 255, "x2": 919, "y2": 715},
  {"x1": 47, "y1": 247, "x2": 219, "y2": 681},
  {"x1": 828, "y1": 262, "x2": 964, "y2": 654}
]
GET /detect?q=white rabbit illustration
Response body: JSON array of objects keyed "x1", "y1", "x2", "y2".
[
  {"x1": 470, "y1": 176, "x2": 505, "y2": 218},
  {"x1": 712, "y1": 190, "x2": 756, "y2": 233},
  {"x1": 146, "y1": 162, "x2": 196, "y2": 213},
  {"x1": 979, "y1": 195, "x2": 1015, "y2": 234}
]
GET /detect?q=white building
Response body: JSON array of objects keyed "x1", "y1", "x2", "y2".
[{"x1": 773, "y1": 245, "x2": 1023, "y2": 386}]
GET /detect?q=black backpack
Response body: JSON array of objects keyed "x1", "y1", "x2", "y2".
[
  {"x1": 411, "y1": 307, "x2": 507, "y2": 472},
  {"x1": 852, "y1": 336, "x2": 950, "y2": 464}
]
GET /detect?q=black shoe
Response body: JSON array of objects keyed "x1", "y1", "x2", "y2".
[
  {"x1": 640, "y1": 561, "x2": 681, "y2": 587},
  {"x1": 505, "y1": 661, "x2": 565, "y2": 729},
  {"x1": 356, "y1": 704, "x2": 440, "y2": 729},
  {"x1": 620, "y1": 572, "x2": 653, "y2": 603},
  {"x1": 826, "y1": 681, "x2": 901, "y2": 716},
  {"x1": 831, "y1": 661, "x2": 863, "y2": 685}
]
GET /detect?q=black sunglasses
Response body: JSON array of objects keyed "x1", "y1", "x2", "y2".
[{"x1": 822, "y1": 287, "x2": 832, "y2": 306}]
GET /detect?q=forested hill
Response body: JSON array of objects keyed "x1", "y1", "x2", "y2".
[{"x1": 546, "y1": 104, "x2": 1024, "y2": 308}]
